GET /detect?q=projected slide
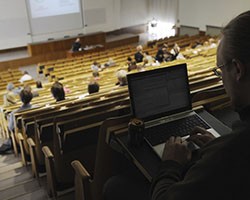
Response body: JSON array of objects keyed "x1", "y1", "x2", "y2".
[{"x1": 29, "y1": 0, "x2": 80, "y2": 18}]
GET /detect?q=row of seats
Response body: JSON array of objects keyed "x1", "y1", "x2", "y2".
[
  {"x1": 36, "y1": 35, "x2": 213, "y2": 82},
  {"x1": 10, "y1": 87, "x2": 131, "y2": 198},
  {"x1": 0, "y1": 34, "x2": 229, "y2": 200}
]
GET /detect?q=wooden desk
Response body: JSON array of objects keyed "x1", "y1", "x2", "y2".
[
  {"x1": 108, "y1": 107, "x2": 232, "y2": 182},
  {"x1": 27, "y1": 32, "x2": 106, "y2": 56}
]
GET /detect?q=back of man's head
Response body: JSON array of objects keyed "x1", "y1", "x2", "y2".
[
  {"x1": 116, "y1": 69, "x2": 128, "y2": 86},
  {"x1": 136, "y1": 45, "x2": 143, "y2": 52},
  {"x1": 51, "y1": 81, "x2": 65, "y2": 101},
  {"x1": 7, "y1": 82, "x2": 14, "y2": 91},
  {"x1": 222, "y1": 11, "x2": 250, "y2": 65},
  {"x1": 92, "y1": 71, "x2": 99, "y2": 77},
  {"x1": 36, "y1": 81, "x2": 43, "y2": 88},
  {"x1": 88, "y1": 82, "x2": 99, "y2": 94},
  {"x1": 20, "y1": 88, "x2": 33, "y2": 105},
  {"x1": 76, "y1": 38, "x2": 80, "y2": 43}
]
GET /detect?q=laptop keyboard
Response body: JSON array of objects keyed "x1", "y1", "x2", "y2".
[{"x1": 144, "y1": 114, "x2": 211, "y2": 146}]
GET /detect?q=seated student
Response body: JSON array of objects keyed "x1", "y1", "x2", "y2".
[
  {"x1": 170, "y1": 43, "x2": 180, "y2": 58},
  {"x1": 23, "y1": 84, "x2": 39, "y2": 98},
  {"x1": 88, "y1": 82, "x2": 100, "y2": 94},
  {"x1": 71, "y1": 37, "x2": 82, "y2": 52},
  {"x1": 19, "y1": 71, "x2": 33, "y2": 83},
  {"x1": 126, "y1": 56, "x2": 133, "y2": 69},
  {"x1": 92, "y1": 71, "x2": 101, "y2": 81},
  {"x1": 208, "y1": 38, "x2": 218, "y2": 48},
  {"x1": 142, "y1": 58, "x2": 151, "y2": 67},
  {"x1": 50, "y1": 81, "x2": 65, "y2": 102},
  {"x1": 134, "y1": 45, "x2": 144, "y2": 63},
  {"x1": 91, "y1": 61, "x2": 101, "y2": 72},
  {"x1": 8, "y1": 88, "x2": 36, "y2": 132},
  {"x1": 36, "y1": 81, "x2": 43, "y2": 89},
  {"x1": 115, "y1": 69, "x2": 128, "y2": 86},
  {"x1": 152, "y1": 59, "x2": 160, "y2": 67},
  {"x1": 3, "y1": 83, "x2": 17, "y2": 107},
  {"x1": 128, "y1": 61, "x2": 138, "y2": 72},
  {"x1": 0, "y1": 88, "x2": 37, "y2": 154},
  {"x1": 105, "y1": 58, "x2": 116, "y2": 67},
  {"x1": 155, "y1": 46, "x2": 167, "y2": 63},
  {"x1": 190, "y1": 40, "x2": 202, "y2": 49},
  {"x1": 137, "y1": 65, "x2": 146, "y2": 72},
  {"x1": 163, "y1": 51, "x2": 175, "y2": 62},
  {"x1": 78, "y1": 80, "x2": 100, "y2": 99},
  {"x1": 144, "y1": 51, "x2": 153, "y2": 63}
]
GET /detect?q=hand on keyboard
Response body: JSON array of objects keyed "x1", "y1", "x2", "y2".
[
  {"x1": 187, "y1": 126, "x2": 216, "y2": 147},
  {"x1": 162, "y1": 136, "x2": 192, "y2": 165}
]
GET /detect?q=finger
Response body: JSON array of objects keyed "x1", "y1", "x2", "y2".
[
  {"x1": 168, "y1": 136, "x2": 175, "y2": 144},
  {"x1": 196, "y1": 135, "x2": 214, "y2": 143},
  {"x1": 188, "y1": 135, "x2": 204, "y2": 147},
  {"x1": 190, "y1": 126, "x2": 209, "y2": 136},
  {"x1": 181, "y1": 139, "x2": 188, "y2": 147},
  {"x1": 175, "y1": 136, "x2": 182, "y2": 144}
]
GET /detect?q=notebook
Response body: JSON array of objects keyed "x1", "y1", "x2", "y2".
[{"x1": 127, "y1": 63, "x2": 220, "y2": 159}]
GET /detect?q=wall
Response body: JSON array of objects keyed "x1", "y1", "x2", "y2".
[
  {"x1": 0, "y1": 0, "x2": 31, "y2": 49},
  {"x1": 83, "y1": 0, "x2": 116, "y2": 33},
  {"x1": 0, "y1": 0, "x2": 163, "y2": 50},
  {"x1": 120, "y1": 0, "x2": 150, "y2": 28},
  {"x1": 4, "y1": 1, "x2": 249, "y2": 50},
  {"x1": 179, "y1": 0, "x2": 250, "y2": 31}
]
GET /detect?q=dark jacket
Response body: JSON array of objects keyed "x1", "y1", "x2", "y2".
[
  {"x1": 151, "y1": 105, "x2": 250, "y2": 200},
  {"x1": 72, "y1": 42, "x2": 81, "y2": 52},
  {"x1": 134, "y1": 52, "x2": 144, "y2": 63}
]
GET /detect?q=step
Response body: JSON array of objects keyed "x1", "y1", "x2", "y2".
[
  {"x1": 0, "y1": 155, "x2": 21, "y2": 168},
  {"x1": 0, "y1": 179, "x2": 42, "y2": 200},
  {"x1": 0, "y1": 162, "x2": 23, "y2": 176},
  {"x1": 0, "y1": 171, "x2": 34, "y2": 191},
  {"x1": 0, "y1": 165, "x2": 31, "y2": 182},
  {"x1": 9, "y1": 188, "x2": 49, "y2": 200}
]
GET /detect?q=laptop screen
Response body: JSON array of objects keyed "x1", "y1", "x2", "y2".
[{"x1": 127, "y1": 63, "x2": 192, "y2": 121}]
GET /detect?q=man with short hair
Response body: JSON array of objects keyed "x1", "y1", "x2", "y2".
[
  {"x1": 88, "y1": 82, "x2": 99, "y2": 94},
  {"x1": 3, "y1": 82, "x2": 17, "y2": 106},
  {"x1": 0, "y1": 88, "x2": 36, "y2": 154},
  {"x1": 72, "y1": 37, "x2": 82, "y2": 52},
  {"x1": 134, "y1": 45, "x2": 144, "y2": 63},
  {"x1": 19, "y1": 71, "x2": 33, "y2": 83},
  {"x1": 151, "y1": 10, "x2": 250, "y2": 200},
  {"x1": 116, "y1": 69, "x2": 128, "y2": 86},
  {"x1": 50, "y1": 81, "x2": 66, "y2": 102}
]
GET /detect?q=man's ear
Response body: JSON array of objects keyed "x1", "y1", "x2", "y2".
[{"x1": 232, "y1": 59, "x2": 246, "y2": 81}]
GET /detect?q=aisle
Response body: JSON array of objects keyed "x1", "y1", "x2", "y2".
[{"x1": 0, "y1": 148, "x2": 74, "y2": 200}]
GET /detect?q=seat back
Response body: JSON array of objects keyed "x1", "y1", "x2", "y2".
[
  {"x1": 53, "y1": 105, "x2": 130, "y2": 189},
  {"x1": 72, "y1": 114, "x2": 131, "y2": 200}
]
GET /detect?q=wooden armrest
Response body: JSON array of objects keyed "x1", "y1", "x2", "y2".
[
  {"x1": 17, "y1": 132, "x2": 24, "y2": 141},
  {"x1": 42, "y1": 146, "x2": 54, "y2": 159},
  {"x1": 10, "y1": 131, "x2": 18, "y2": 156},
  {"x1": 71, "y1": 160, "x2": 92, "y2": 200},
  {"x1": 42, "y1": 146, "x2": 57, "y2": 198},
  {"x1": 27, "y1": 138, "x2": 39, "y2": 179},
  {"x1": 27, "y1": 138, "x2": 35, "y2": 147},
  {"x1": 17, "y1": 132, "x2": 27, "y2": 166},
  {"x1": 71, "y1": 160, "x2": 91, "y2": 180}
]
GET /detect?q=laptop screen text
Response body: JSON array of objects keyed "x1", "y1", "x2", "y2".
[{"x1": 128, "y1": 64, "x2": 191, "y2": 121}]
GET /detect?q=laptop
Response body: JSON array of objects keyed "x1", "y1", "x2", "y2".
[{"x1": 127, "y1": 63, "x2": 220, "y2": 159}]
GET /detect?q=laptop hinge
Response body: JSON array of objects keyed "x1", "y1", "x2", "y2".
[{"x1": 145, "y1": 110, "x2": 195, "y2": 128}]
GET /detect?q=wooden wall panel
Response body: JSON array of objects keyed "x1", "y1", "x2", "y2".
[{"x1": 27, "y1": 32, "x2": 106, "y2": 56}]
